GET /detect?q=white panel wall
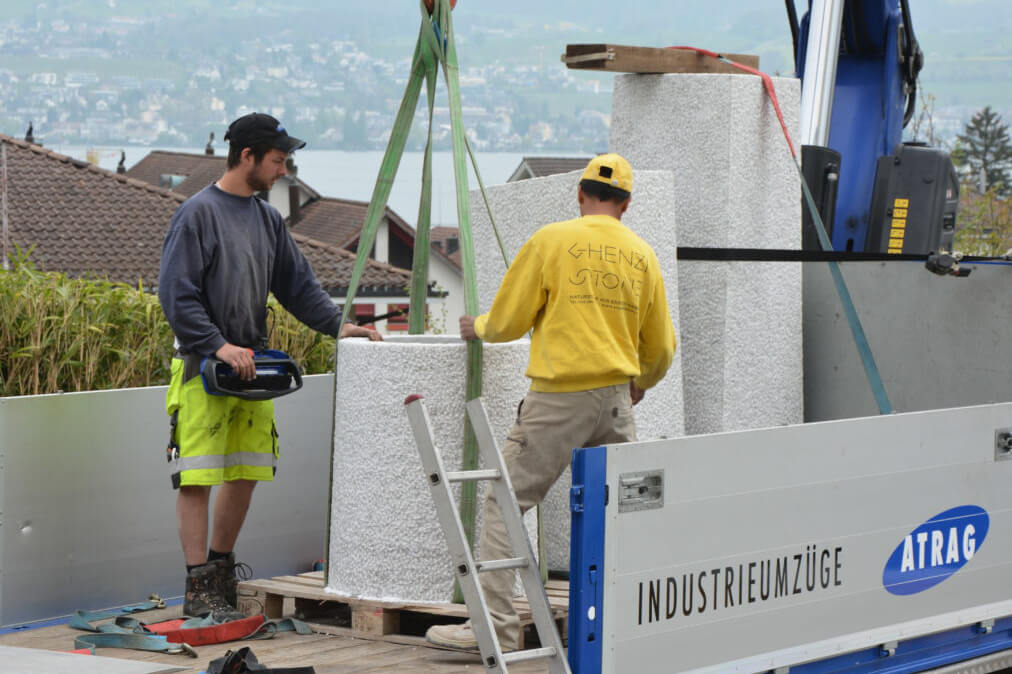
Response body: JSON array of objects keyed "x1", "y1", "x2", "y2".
[{"x1": 0, "y1": 376, "x2": 336, "y2": 627}]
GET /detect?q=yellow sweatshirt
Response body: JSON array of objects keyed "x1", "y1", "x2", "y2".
[{"x1": 474, "y1": 214, "x2": 676, "y2": 393}]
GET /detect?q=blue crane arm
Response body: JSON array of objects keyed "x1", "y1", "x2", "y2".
[{"x1": 796, "y1": 0, "x2": 919, "y2": 252}]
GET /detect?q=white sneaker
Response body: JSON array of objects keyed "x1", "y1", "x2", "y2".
[
  {"x1": 425, "y1": 622, "x2": 479, "y2": 651},
  {"x1": 425, "y1": 621, "x2": 521, "y2": 652}
]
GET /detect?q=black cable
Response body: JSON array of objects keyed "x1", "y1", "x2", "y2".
[
  {"x1": 355, "y1": 307, "x2": 407, "y2": 326},
  {"x1": 785, "y1": 0, "x2": 800, "y2": 73},
  {"x1": 899, "y1": 0, "x2": 923, "y2": 128}
]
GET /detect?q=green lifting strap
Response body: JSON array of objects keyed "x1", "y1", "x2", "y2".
[
  {"x1": 68, "y1": 595, "x2": 165, "y2": 627},
  {"x1": 462, "y1": 136, "x2": 547, "y2": 583},
  {"x1": 326, "y1": 11, "x2": 428, "y2": 575},
  {"x1": 73, "y1": 632, "x2": 198, "y2": 657},
  {"x1": 328, "y1": 0, "x2": 546, "y2": 598},
  {"x1": 329, "y1": 1, "x2": 525, "y2": 601},
  {"x1": 408, "y1": 46, "x2": 438, "y2": 334},
  {"x1": 435, "y1": 1, "x2": 484, "y2": 605}
]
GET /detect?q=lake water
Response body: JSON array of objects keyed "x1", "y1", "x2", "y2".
[{"x1": 46, "y1": 145, "x2": 577, "y2": 225}]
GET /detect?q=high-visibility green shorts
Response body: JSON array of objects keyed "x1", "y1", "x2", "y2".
[{"x1": 166, "y1": 357, "x2": 278, "y2": 488}]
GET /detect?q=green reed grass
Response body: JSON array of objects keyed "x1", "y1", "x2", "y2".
[{"x1": 0, "y1": 257, "x2": 336, "y2": 397}]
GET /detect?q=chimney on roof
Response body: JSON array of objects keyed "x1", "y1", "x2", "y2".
[
  {"x1": 288, "y1": 184, "x2": 302, "y2": 224},
  {"x1": 116, "y1": 150, "x2": 126, "y2": 174},
  {"x1": 445, "y1": 236, "x2": 459, "y2": 255},
  {"x1": 24, "y1": 121, "x2": 35, "y2": 145},
  {"x1": 205, "y1": 131, "x2": 215, "y2": 156},
  {"x1": 286, "y1": 156, "x2": 298, "y2": 176}
]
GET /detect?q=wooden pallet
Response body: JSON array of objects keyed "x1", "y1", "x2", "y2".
[{"x1": 238, "y1": 571, "x2": 569, "y2": 647}]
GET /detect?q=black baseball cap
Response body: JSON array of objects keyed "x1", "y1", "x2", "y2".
[{"x1": 224, "y1": 113, "x2": 306, "y2": 153}]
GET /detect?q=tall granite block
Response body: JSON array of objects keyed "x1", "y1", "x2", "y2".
[
  {"x1": 327, "y1": 336, "x2": 531, "y2": 601},
  {"x1": 470, "y1": 170, "x2": 684, "y2": 570},
  {"x1": 610, "y1": 73, "x2": 803, "y2": 434}
]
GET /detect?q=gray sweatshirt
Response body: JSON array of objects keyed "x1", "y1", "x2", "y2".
[{"x1": 159, "y1": 184, "x2": 341, "y2": 356}]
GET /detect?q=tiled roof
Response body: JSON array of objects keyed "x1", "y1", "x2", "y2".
[
  {"x1": 508, "y1": 156, "x2": 592, "y2": 182},
  {"x1": 291, "y1": 197, "x2": 462, "y2": 271},
  {"x1": 0, "y1": 134, "x2": 411, "y2": 294},
  {"x1": 429, "y1": 226, "x2": 462, "y2": 269},
  {"x1": 0, "y1": 134, "x2": 184, "y2": 286},
  {"x1": 292, "y1": 231, "x2": 414, "y2": 295},
  {"x1": 124, "y1": 150, "x2": 227, "y2": 197},
  {"x1": 125, "y1": 150, "x2": 321, "y2": 201},
  {"x1": 290, "y1": 197, "x2": 370, "y2": 249}
]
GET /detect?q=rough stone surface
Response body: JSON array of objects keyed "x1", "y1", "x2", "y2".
[
  {"x1": 610, "y1": 73, "x2": 803, "y2": 434},
  {"x1": 327, "y1": 73, "x2": 805, "y2": 596},
  {"x1": 327, "y1": 335, "x2": 532, "y2": 601},
  {"x1": 470, "y1": 170, "x2": 685, "y2": 569}
]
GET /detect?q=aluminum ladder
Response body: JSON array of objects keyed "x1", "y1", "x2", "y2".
[{"x1": 404, "y1": 394, "x2": 571, "y2": 674}]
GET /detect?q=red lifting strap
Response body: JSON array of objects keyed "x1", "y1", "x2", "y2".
[
  {"x1": 146, "y1": 614, "x2": 266, "y2": 646},
  {"x1": 666, "y1": 46, "x2": 798, "y2": 159}
]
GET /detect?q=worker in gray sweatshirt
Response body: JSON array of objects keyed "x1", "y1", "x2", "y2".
[{"x1": 158, "y1": 112, "x2": 380, "y2": 622}]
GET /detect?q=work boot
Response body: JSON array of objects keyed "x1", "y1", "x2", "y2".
[
  {"x1": 425, "y1": 620, "x2": 520, "y2": 653},
  {"x1": 184, "y1": 560, "x2": 246, "y2": 622},
  {"x1": 215, "y1": 552, "x2": 253, "y2": 609}
]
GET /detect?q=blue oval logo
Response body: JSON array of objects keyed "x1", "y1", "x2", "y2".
[{"x1": 883, "y1": 505, "x2": 989, "y2": 596}]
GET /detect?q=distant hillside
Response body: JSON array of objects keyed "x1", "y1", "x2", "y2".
[
  {"x1": 1, "y1": 0, "x2": 1008, "y2": 146},
  {"x1": 450, "y1": 0, "x2": 1012, "y2": 114},
  {"x1": 3, "y1": 1, "x2": 1007, "y2": 103}
]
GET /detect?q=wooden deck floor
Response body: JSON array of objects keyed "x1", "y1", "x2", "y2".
[{"x1": 0, "y1": 598, "x2": 559, "y2": 673}]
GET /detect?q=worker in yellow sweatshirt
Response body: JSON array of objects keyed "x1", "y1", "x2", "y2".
[{"x1": 426, "y1": 153, "x2": 677, "y2": 653}]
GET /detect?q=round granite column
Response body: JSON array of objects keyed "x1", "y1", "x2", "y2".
[{"x1": 326, "y1": 335, "x2": 531, "y2": 602}]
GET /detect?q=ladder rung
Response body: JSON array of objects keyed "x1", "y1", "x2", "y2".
[
  {"x1": 502, "y1": 647, "x2": 559, "y2": 664},
  {"x1": 445, "y1": 469, "x2": 501, "y2": 482},
  {"x1": 476, "y1": 557, "x2": 528, "y2": 572}
]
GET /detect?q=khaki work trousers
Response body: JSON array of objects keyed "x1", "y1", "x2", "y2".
[{"x1": 478, "y1": 383, "x2": 636, "y2": 650}]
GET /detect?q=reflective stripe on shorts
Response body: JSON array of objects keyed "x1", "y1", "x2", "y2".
[{"x1": 174, "y1": 451, "x2": 277, "y2": 472}]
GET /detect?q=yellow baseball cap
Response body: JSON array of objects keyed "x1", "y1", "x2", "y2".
[{"x1": 581, "y1": 153, "x2": 633, "y2": 194}]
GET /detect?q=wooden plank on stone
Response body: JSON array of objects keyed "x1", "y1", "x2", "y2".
[{"x1": 562, "y1": 43, "x2": 759, "y2": 74}]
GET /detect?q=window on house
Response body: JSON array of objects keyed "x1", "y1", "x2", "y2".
[
  {"x1": 350, "y1": 303, "x2": 374, "y2": 326},
  {"x1": 159, "y1": 174, "x2": 186, "y2": 190}
]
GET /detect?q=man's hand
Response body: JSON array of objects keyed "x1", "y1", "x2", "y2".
[
  {"x1": 216, "y1": 343, "x2": 256, "y2": 380},
  {"x1": 340, "y1": 323, "x2": 383, "y2": 341},
  {"x1": 459, "y1": 315, "x2": 478, "y2": 341},
  {"x1": 630, "y1": 381, "x2": 645, "y2": 406}
]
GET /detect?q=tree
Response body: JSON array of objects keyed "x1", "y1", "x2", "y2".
[
  {"x1": 906, "y1": 92, "x2": 944, "y2": 148},
  {"x1": 953, "y1": 185, "x2": 1012, "y2": 257},
  {"x1": 953, "y1": 106, "x2": 1012, "y2": 196}
]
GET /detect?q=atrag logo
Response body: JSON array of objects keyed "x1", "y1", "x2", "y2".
[{"x1": 883, "y1": 505, "x2": 989, "y2": 596}]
